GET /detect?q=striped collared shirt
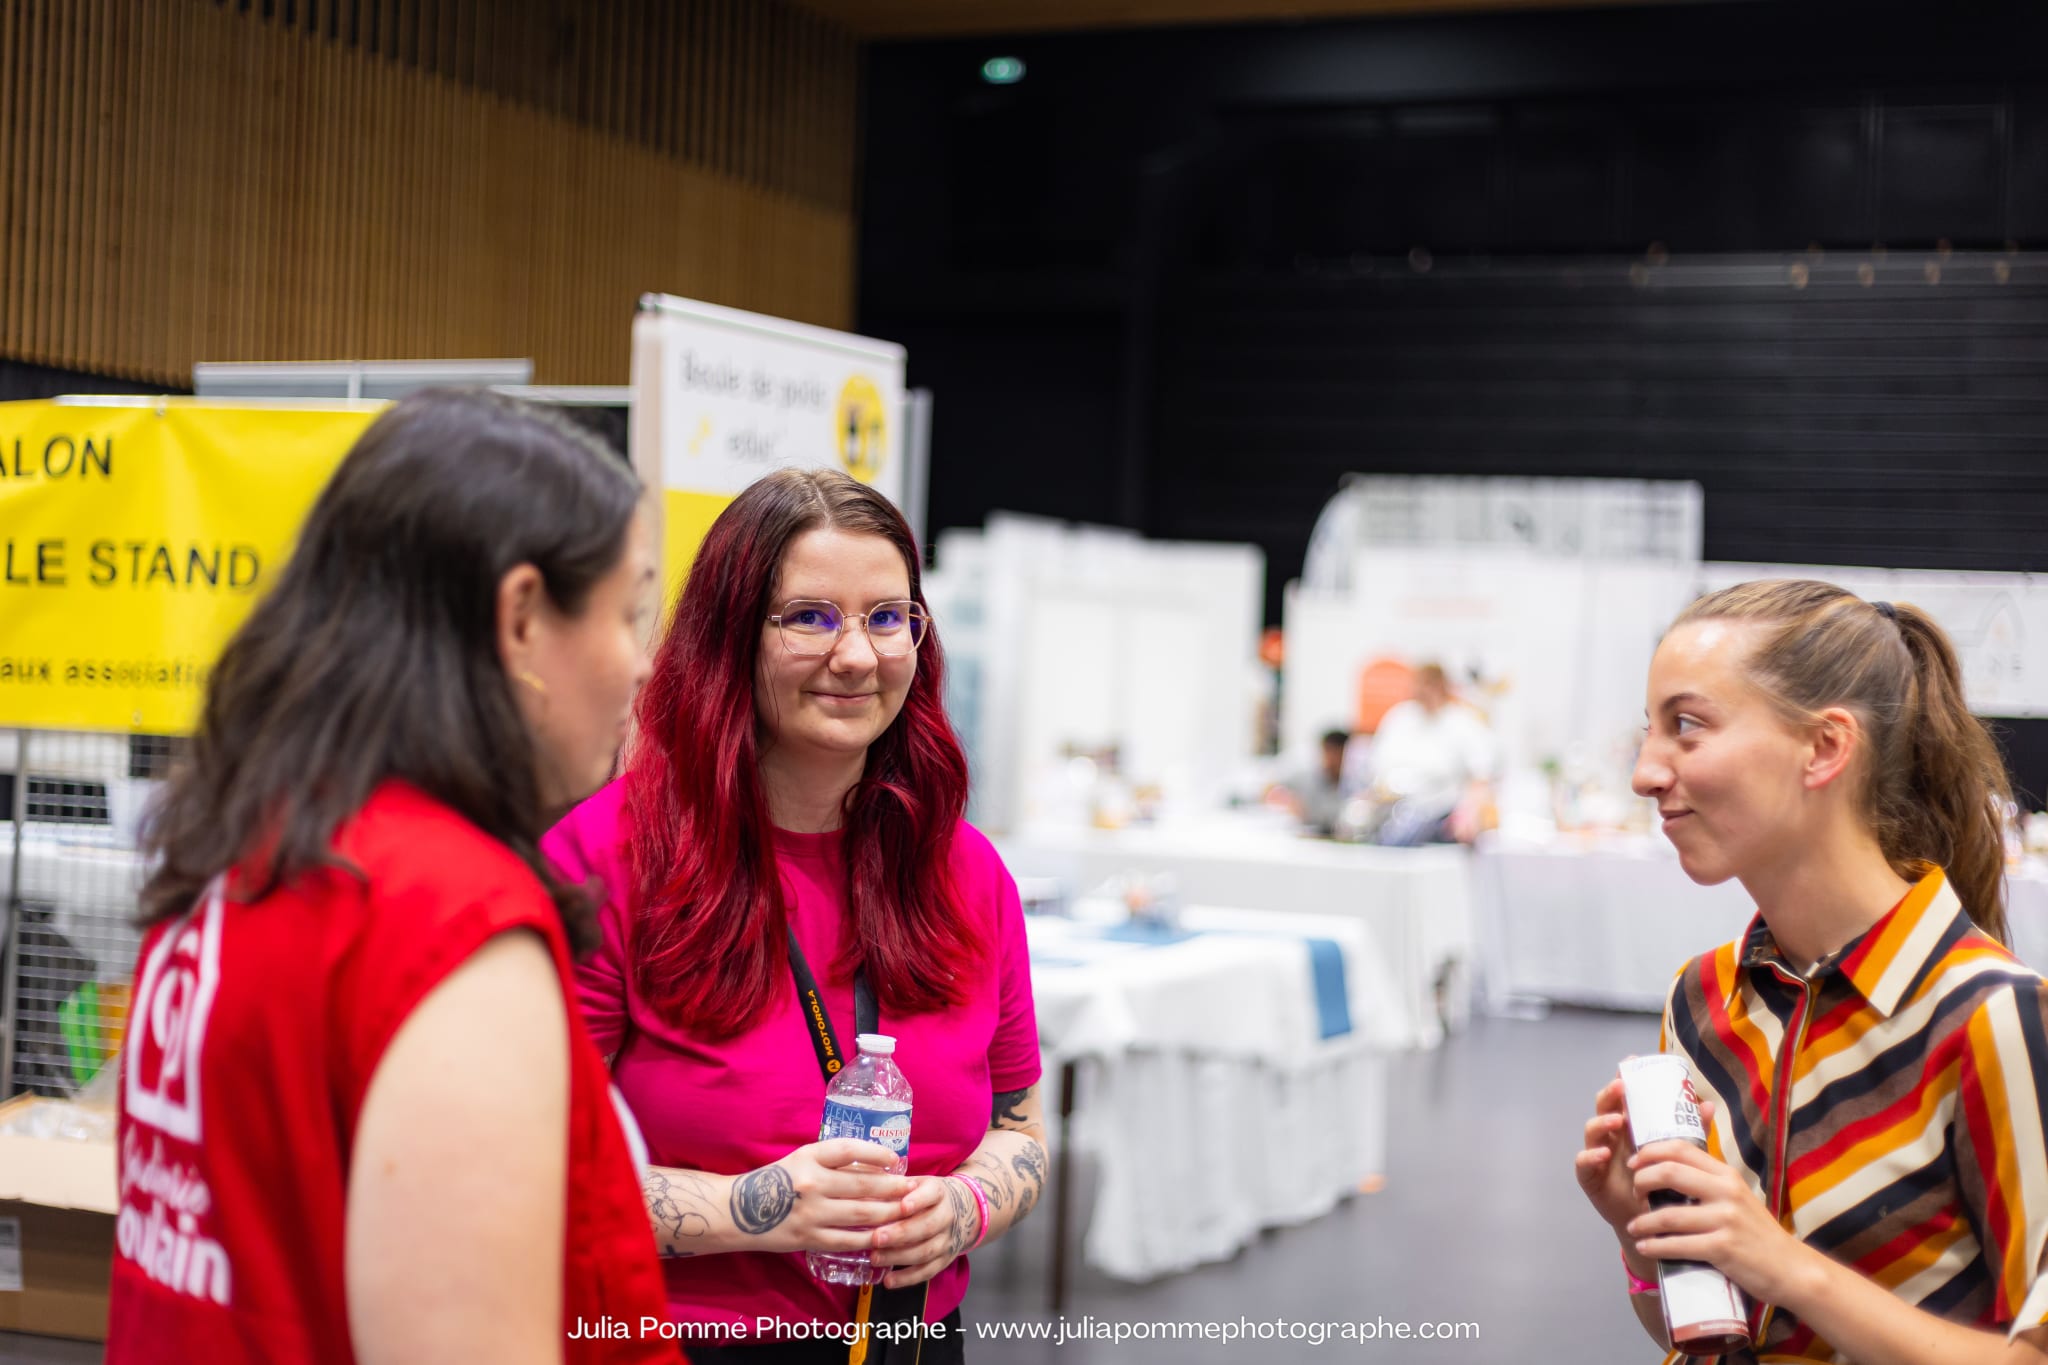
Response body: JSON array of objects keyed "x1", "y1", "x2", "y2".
[{"x1": 1659, "y1": 867, "x2": 2048, "y2": 1363}]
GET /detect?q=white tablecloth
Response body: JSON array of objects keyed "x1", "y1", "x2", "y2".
[
  {"x1": 1001, "y1": 819, "x2": 1475, "y2": 1049},
  {"x1": 1472, "y1": 835, "x2": 1754, "y2": 1012},
  {"x1": 1476, "y1": 839, "x2": 2048, "y2": 1013},
  {"x1": 1029, "y1": 905, "x2": 1393, "y2": 1281}
]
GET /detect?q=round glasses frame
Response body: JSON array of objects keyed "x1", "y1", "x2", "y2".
[{"x1": 765, "y1": 598, "x2": 930, "y2": 658}]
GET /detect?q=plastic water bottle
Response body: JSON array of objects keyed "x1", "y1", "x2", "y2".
[{"x1": 807, "y1": 1033, "x2": 913, "y2": 1286}]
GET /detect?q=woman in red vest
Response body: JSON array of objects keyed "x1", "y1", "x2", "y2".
[{"x1": 107, "y1": 390, "x2": 679, "y2": 1363}]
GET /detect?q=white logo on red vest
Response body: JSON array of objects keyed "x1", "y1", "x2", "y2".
[
  {"x1": 117, "y1": 1131, "x2": 231, "y2": 1307},
  {"x1": 118, "y1": 880, "x2": 234, "y2": 1306},
  {"x1": 125, "y1": 880, "x2": 225, "y2": 1144}
]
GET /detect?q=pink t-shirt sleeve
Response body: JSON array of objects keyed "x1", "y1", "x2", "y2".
[
  {"x1": 964, "y1": 825, "x2": 1042, "y2": 1093},
  {"x1": 542, "y1": 780, "x2": 633, "y2": 1058}
]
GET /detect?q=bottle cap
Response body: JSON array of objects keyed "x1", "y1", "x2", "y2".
[{"x1": 856, "y1": 1033, "x2": 896, "y2": 1056}]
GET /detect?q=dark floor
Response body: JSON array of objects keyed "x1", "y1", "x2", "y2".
[
  {"x1": 0, "y1": 1009, "x2": 1657, "y2": 1365},
  {"x1": 0, "y1": 1330, "x2": 99, "y2": 1363}
]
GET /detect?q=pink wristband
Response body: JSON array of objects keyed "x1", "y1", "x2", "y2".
[
  {"x1": 955, "y1": 1176, "x2": 991, "y2": 1252},
  {"x1": 1623, "y1": 1250, "x2": 1659, "y2": 1295}
]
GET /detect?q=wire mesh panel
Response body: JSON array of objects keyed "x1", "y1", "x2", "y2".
[{"x1": 2, "y1": 729, "x2": 163, "y2": 1099}]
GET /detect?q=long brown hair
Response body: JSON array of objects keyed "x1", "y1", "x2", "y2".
[
  {"x1": 140, "y1": 389, "x2": 642, "y2": 952},
  {"x1": 1674, "y1": 579, "x2": 2015, "y2": 942}
]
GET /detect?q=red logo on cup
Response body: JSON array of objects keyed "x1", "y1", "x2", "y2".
[{"x1": 1674, "y1": 1078, "x2": 1704, "y2": 1132}]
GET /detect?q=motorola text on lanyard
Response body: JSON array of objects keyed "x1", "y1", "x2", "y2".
[{"x1": 789, "y1": 925, "x2": 878, "y2": 1075}]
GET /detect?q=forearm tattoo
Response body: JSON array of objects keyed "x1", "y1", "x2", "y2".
[
  {"x1": 1010, "y1": 1139, "x2": 1049, "y2": 1218},
  {"x1": 992, "y1": 1087, "x2": 1032, "y2": 1131},
  {"x1": 963, "y1": 1148, "x2": 1019, "y2": 1212},
  {"x1": 946, "y1": 1176, "x2": 980, "y2": 1257},
  {"x1": 970, "y1": 1087, "x2": 1048, "y2": 1225},
  {"x1": 644, "y1": 1168, "x2": 716, "y2": 1256},
  {"x1": 730, "y1": 1164, "x2": 798, "y2": 1236}
]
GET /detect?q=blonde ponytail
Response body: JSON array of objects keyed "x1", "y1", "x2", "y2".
[{"x1": 1884, "y1": 604, "x2": 2013, "y2": 942}]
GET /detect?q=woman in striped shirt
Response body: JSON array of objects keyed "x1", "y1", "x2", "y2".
[{"x1": 1576, "y1": 579, "x2": 2048, "y2": 1364}]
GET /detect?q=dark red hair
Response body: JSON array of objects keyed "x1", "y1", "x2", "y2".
[{"x1": 625, "y1": 468, "x2": 981, "y2": 1037}]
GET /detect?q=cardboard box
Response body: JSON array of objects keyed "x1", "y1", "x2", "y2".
[{"x1": 0, "y1": 1093, "x2": 117, "y2": 1341}]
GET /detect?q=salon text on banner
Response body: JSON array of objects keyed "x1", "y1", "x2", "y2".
[{"x1": 0, "y1": 399, "x2": 382, "y2": 733}]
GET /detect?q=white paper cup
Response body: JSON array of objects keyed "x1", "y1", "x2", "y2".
[
  {"x1": 1616, "y1": 1054, "x2": 1749, "y2": 1354},
  {"x1": 1620, "y1": 1053, "x2": 1708, "y2": 1150}
]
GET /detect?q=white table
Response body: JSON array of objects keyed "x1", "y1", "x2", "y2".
[
  {"x1": 1001, "y1": 818, "x2": 1475, "y2": 1048},
  {"x1": 1029, "y1": 903, "x2": 1395, "y2": 1290},
  {"x1": 1476, "y1": 838, "x2": 2048, "y2": 1013},
  {"x1": 1472, "y1": 834, "x2": 1755, "y2": 1012}
]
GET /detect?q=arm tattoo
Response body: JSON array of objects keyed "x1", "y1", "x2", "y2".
[
  {"x1": 992, "y1": 1087, "x2": 1032, "y2": 1130},
  {"x1": 946, "y1": 1176, "x2": 980, "y2": 1257},
  {"x1": 962, "y1": 1148, "x2": 1018, "y2": 1212},
  {"x1": 1010, "y1": 1140, "x2": 1049, "y2": 1218},
  {"x1": 955, "y1": 1086, "x2": 1046, "y2": 1231},
  {"x1": 730, "y1": 1164, "x2": 797, "y2": 1236},
  {"x1": 644, "y1": 1169, "x2": 714, "y2": 1256}
]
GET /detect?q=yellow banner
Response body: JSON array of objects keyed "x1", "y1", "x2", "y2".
[{"x1": 0, "y1": 399, "x2": 382, "y2": 733}]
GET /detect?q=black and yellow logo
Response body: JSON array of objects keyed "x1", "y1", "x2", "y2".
[
  {"x1": 834, "y1": 375, "x2": 887, "y2": 483},
  {"x1": 806, "y1": 987, "x2": 842, "y2": 1073}
]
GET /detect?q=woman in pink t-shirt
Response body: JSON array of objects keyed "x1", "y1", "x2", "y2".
[{"x1": 545, "y1": 468, "x2": 1043, "y2": 1363}]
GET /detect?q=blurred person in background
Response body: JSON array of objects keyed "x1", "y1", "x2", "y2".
[
  {"x1": 1277, "y1": 728, "x2": 1355, "y2": 836},
  {"x1": 108, "y1": 391, "x2": 676, "y2": 1364},
  {"x1": 1364, "y1": 663, "x2": 1497, "y2": 845},
  {"x1": 544, "y1": 469, "x2": 1045, "y2": 1363},
  {"x1": 1576, "y1": 581, "x2": 2048, "y2": 1364}
]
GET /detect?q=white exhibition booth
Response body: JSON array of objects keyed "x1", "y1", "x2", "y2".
[
  {"x1": 924, "y1": 514, "x2": 1266, "y2": 837},
  {"x1": 1275, "y1": 478, "x2": 2048, "y2": 1017},
  {"x1": 926, "y1": 515, "x2": 1423, "y2": 1286},
  {"x1": 926, "y1": 471, "x2": 2048, "y2": 1283},
  {"x1": 1283, "y1": 477, "x2": 1705, "y2": 813},
  {"x1": 1459, "y1": 557, "x2": 2048, "y2": 1012}
]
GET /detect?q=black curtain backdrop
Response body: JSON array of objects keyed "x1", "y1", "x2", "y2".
[{"x1": 858, "y1": 0, "x2": 2048, "y2": 798}]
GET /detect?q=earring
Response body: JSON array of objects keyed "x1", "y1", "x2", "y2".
[{"x1": 517, "y1": 670, "x2": 549, "y2": 698}]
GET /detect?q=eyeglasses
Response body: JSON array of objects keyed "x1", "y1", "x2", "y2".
[{"x1": 766, "y1": 599, "x2": 929, "y2": 658}]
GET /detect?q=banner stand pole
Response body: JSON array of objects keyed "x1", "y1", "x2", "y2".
[{"x1": 1, "y1": 728, "x2": 29, "y2": 1099}]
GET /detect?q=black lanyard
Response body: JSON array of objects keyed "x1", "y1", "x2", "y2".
[
  {"x1": 787, "y1": 926, "x2": 876, "y2": 1081},
  {"x1": 784, "y1": 926, "x2": 931, "y2": 1358}
]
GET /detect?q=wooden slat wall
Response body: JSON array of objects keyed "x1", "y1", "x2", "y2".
[
  {"x1": 0, "y1": 0, "x2": 860, "y2": 386},
  {"x1": 222, "y1": 0, "x2": 859, "y2": 210}
]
